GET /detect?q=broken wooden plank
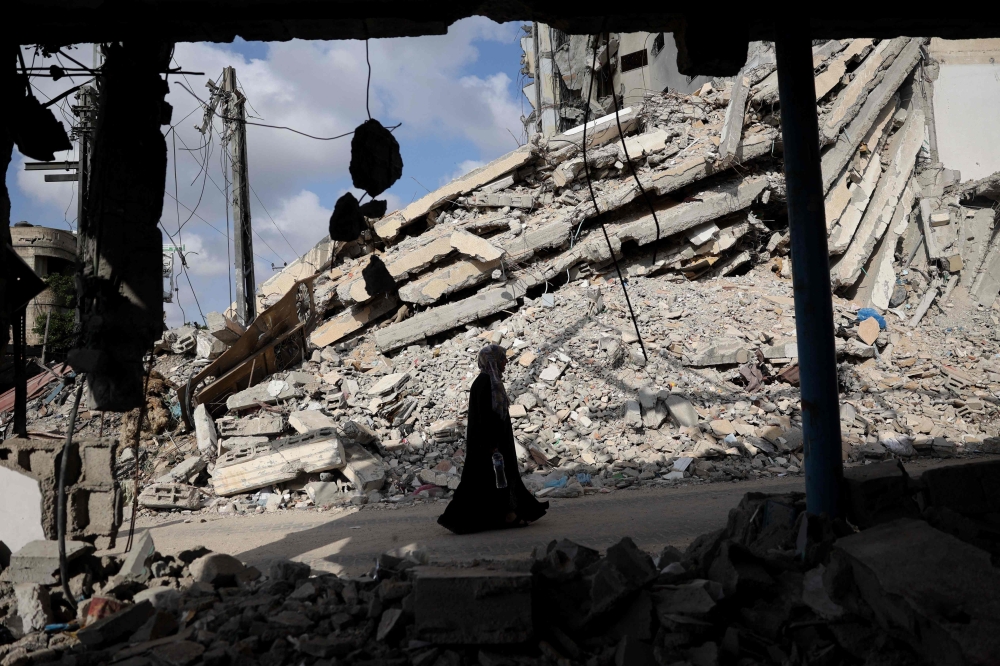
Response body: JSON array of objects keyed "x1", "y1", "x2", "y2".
[
  {"x1": 821, "y1": 38, "x2": 922, "y2": 193},
  {"x1": 831, "y1": 107, "x2": 924, "y2": 289},
  {"x1": 212, "y1": 428, "x2": 346, "y2": 496},
  {"x1": 310, "y1": 294, "x2": 399, "y2": 348},
  {"x1": 718, "y1": 69, "x2": 750, "y2": 161},
  {"x1": 821, "y1": 38, "x2": 906, "y2": 144},
  {"x1": 375, "y1": 145, "x2": 533, "y2": 241},
  {"x1": 179, "y1": 276, "x2": 315, "y2": 428}
]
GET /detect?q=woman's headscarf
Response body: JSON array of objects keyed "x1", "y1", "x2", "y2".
[{"x1": 477, "y1": 344, "x2": 510, "y2": 417}]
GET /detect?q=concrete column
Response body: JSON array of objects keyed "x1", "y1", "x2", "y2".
[{"x1": 69, "y1": 41, "x2": 172, "y2": 411}]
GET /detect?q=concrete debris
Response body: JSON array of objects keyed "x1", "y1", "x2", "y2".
[
  {"x1": 212, "y1": 428, "x2": 346, "y2": 496},
  {"x1": 9, "y1": 37, "x2": 995, "y2": 567},
  {"x1": 1, "y1": 540, "x2": 92, "y2": 585}
]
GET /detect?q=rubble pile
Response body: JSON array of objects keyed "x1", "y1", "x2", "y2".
[
  {"x1": 2, "y1": 458, "x2": 998, "y2": 665},
  {"x1": 7, "y1": 37, "x2": 1000, "y2": 520}
]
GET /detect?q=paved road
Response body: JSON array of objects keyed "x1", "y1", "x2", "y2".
[
  {"x1": 126, "y1": 457, "x2": 982, "y2": 575},
  {"x1": 131, "y1": 477, "x2": 805, "y2": 575}
]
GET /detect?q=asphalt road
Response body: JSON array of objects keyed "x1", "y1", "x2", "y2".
[{"x1": 130, "y1": 476, "x2": 806, "y2": 575}]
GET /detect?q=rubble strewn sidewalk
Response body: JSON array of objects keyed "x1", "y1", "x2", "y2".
[{"x1": 2, "y1": 458, "x2": 998, "y2": 665}]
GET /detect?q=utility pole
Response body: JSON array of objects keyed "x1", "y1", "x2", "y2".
[{"x1": 221, "y1": 67, "x2": 255, "y2": 326}]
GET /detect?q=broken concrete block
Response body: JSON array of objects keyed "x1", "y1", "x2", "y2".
[
  {"x1": 14, "y1": 583, "x2": 52, "y2": 633},
  {"x1": 193, "y1": 404, "x2": 217, "y2": 455},
  {"x1": 841, "y1": 460, "x2": 918, "y2": 529},
  {"x1": 509, "y1": 404, "x2": 527, "y2": 418},
  {"x1": 341, "y1": 419, "x2": 378, "y2": 446},
  {"x1": 624, "y1": 400, "x2": 642, "y2": 428},
  {"x1": 343, "y1": 443, "x2": 386, "y2": 492},
  {"x1": 763, "y1": 341, "x2": 799, "y2": 360},
  {"x1": 540, "y1": 364, "x2": 564, "y2": 383},
  {"x1": 155, "y1": 455, "x2": 206, "y2": 484},
  {"x1": 367, "y1": 372, "x2": 409, "y2": 396},
  {"x1": 138, "y1": 483, "x2": 201, "y2": 511},
  {"x1": 666, "y1": 395, "x2": 699, "y2": 427},
  {"x1": 686, "y1": 340, "x2": 749, "y2": 367},
  {"x1": 468, "y1": 192, "x2": 534, "y2": 208},
  {"x1": 218, "y1": 435, "x2": 269, "y2": 452},
  {"x1": 77, "y1": 600, "x2": 156, "y2": 647},
  {"x1": 2, "y1": 539, "x2": 92, "y2": 585},
  {"x1": 304, "y1": 481, "x2": 343, "y2": 507},
  {"x1": 310, "y1": 295, "x2": 399, "y2": 348},
  {"x1": 831, "y1": 519, "x2": 1000, "y2": 665},
  {"x1": 218, "y1": 414, "x2": 285, "y2": 437},
  {"x1": 920, "y1": 459, "x2": 1000, "y2": 516},
  {"x1": 119, "y1": 531, "x2": 156, "y2": 580},
  {"x1": 212, "y1": 428, "x2": 346, "y2": 496},
  {"x1": 288, "y1": 410, "x2": 337, "y2": 434},
  {"x1": 414, "y1": 567, "x2": 532, "y2": 644},
  {"x1": 189, "y1": 553, "x2": 256, "y2": 588},
  {"x1": 450, "y1": 229, "x2": 504, "y2": 262},
  {"x1": 205, "y1": 311, "x2": 245, "y2": 345},
  {"x1": 398, "y1": 258, "x2": 502, "y2": 306},
  {"x1": 225, "y1": 381, "x2": 301, "y2": 412},
  {"x1": 195, "y1": 331, "x2": 227, "y2": 360}
]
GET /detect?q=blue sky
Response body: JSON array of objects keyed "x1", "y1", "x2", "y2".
[{"x1": 8, "y1": 19, "x2": 529, "y2": 326}]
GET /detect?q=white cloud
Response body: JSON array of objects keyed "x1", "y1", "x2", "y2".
[{"x1": 442, "y1": 159, "x2": 486, "y2": 186}]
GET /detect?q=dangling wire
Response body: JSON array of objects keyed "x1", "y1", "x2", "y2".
[
  {"x1": 365, "y1": 39, "x2": 373, "y2": 121},
  {"x1": 579, "y1": 31, "x2": 648, "y2": 363},
  {"x1": 611, "y1": 79, "x2": 662, "y2": 262}
]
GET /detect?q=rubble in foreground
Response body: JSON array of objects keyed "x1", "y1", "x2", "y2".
[{"x1": 1, "y1": 458, "x2": 999, "y2": 666}]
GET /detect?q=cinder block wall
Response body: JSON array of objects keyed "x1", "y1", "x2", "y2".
[{"x1": 0, "y1": 437, "x2": 121, "y2": 550}]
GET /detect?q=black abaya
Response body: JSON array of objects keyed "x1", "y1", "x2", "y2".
[{"x1": 437, "y1": 373, "x2": 548, "y2": 534}]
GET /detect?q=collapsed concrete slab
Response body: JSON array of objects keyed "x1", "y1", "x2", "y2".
[
  {"x1": 1, "y1": 539, "x2": 93, "y2": 585},
  {"x1": 831, "y1": 519, "x2": 1000, "y2": 666},
  {"x1": 212, "y1": 428, "x2": 346, "y2": 496},
  {"x1": 413, "y1": 566, "x2": 532, "y2": 644},
  {"x1": 342, "y1": 443, "x2": 386, "y2": 493},
  {"x1": 375, "y1": 146, "x2": 533, "y2": 241}
]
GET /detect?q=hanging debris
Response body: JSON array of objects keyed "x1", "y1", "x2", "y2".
[
  {"x1": 361, "y1": 254, "x2": 396, "y2": 296},
  {"x1": 9, "y1": 87, "x2": 72, "y2": 161},
  {"x1": 349, "y1": 118, "x2": 403, "y2": 197},
  {"x1": 328, "y1": 192, "x2": 366, "y2": 242}
]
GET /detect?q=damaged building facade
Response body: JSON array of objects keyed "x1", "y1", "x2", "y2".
[
  {"x1": 520, "y1": 24, "x2": 713, "y2": 137},
  {"x1": 6, "y1": 4, "x2": 1000, "y2": 664}
]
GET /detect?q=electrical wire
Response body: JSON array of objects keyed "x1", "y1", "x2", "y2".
[
  {"x1": 580, "y1": 30, "x2": 647, "y2": 363},
  {"x1": 248, "y1": 182, "x2": 302, "y2": 258},
  {"x1": 173, "y1": 81, "x2": 399, "y2": 141},
  {"x1": 365, "y1": 39, "x2": 373, "y2": 121},
  {"x1": 610, "y1": 71, "x2": 662, "y2": 263}
]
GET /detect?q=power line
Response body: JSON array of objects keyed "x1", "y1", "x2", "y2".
[
  {"x1": 173, "y1": 81, "x2": 399, "y2": 141},
  {"x1": 248, "y1": 182, "x2": 302, "y2": 258}
]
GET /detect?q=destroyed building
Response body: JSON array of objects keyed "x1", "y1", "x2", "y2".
[
  {"x1": 520, "y1": 25, "x2": 713, "y2": 137},
  {"x1": 8, "y1": 224, "x2": 75, "y2": 348},
  {"x1": 5, "y1": 5, "x2": 1000, "y2": 665}
]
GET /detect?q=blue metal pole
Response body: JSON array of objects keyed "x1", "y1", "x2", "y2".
[{"x1": 774, "y1": 20, "x2": 843, "y2": 517}]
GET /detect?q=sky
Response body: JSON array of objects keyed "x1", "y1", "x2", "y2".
[{"x1": 8, "y1": 18, "x2": 531, "y2": 326}]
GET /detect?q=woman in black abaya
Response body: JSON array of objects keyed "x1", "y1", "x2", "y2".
[{"x1": 437, "y1": 344, "x2": 548, "y2": 534}]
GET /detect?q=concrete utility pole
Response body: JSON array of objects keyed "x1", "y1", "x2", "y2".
[{"x1": 221, "y1": 66, "x2": 256, "y2": 326}]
